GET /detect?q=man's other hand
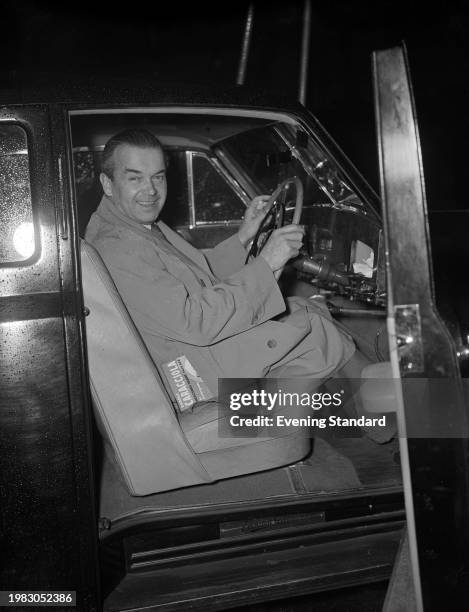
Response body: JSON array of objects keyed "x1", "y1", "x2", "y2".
[
  {"x1": 260, "y1": 225, "x2": 304, "y2": 278},
  {"x1": 237, "y1": 195, "x2": 271, "y2": 247}
]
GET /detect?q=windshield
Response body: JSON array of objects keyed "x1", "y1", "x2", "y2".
[{"x1": 215, "y1": 123, "x2": 371, "y2": 215}]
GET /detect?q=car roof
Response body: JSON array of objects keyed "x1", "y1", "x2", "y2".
[{"x1": 1, "y1": 75, "x2": 304, "y2": 111}]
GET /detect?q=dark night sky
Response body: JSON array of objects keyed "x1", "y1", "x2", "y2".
[{"x1": 3, "y1": 0, "x2": 469, "y2": 210}]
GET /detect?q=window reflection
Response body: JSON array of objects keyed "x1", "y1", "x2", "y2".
[
  {"x1": 13, "y1": 222, "x2": 35, "y2": 259},
  {"x1": 0, "y1": 125, "x2": 35, "y2": 264}
]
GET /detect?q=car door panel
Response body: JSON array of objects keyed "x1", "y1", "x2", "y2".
[
  {"x1": 374, "y1": 45, "x2": 469, "y2": 609},
  {"x1": 0, "y1": 106, "x2": 100, "y2": 609}
]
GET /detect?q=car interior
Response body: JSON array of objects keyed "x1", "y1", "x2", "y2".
[{"x1": 69, "y1": 108, "x2": 403, "y2": 544}]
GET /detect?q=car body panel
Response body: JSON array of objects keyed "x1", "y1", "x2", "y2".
[
  {"x1": 373, "y1": 45, "x2": 469, "y2": 609},
  {"x1": 1, "y1": 45, "x2": 466, "y2": 610},
  {"x1": 0, "y1": 95, "x2": 397, "y2": 609},
  {"x1": 0, "y1": 106, "x2": 100, "y2": 607}
]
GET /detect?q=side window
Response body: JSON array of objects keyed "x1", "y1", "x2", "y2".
[
  {"x1": 192, "y1": 153, "x2": 245, "y2": 224},
  {"x1": 159, "y1": 151, "x2": 190, "y2": 228},
  {"x1": 0, "y1": 124, "x2": 36, "y2": 263},
  {"x1": 74, "y1": 149, "x2": 103, "y2": 236}
]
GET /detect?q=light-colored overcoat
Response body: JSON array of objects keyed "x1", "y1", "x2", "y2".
[{"x1": 85, "y1": 197, "x2": 354, "y2": 396}]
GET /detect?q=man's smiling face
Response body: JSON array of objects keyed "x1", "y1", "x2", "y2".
[{"x1": 100, "y1": 144, "x2": 167, "y2": 224}]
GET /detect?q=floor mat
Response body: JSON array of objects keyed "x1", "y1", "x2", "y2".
[
  {"x1": 332, "y1": 435, "x2": 401, "y2": 487},
  {"x1": 99, "y1": 437, "x2": 363, "y2": 522},
  {"x1": 286, "y1": 437, "x2": 362, "y2": 493}
]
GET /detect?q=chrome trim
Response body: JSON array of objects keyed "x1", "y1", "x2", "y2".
[
  {"x1": 214, "y1": 146, "x2": 258, "y2": 199},
  {"x1": 290, "y1": 202, "x2": 335, "y2": 209},
  {"x1": 57, "y1": 155, "x2": 68, "y2": 240},
  {"x1": 70, "y1": 107, "x2": 298, "y2": 125},
  {"x1": 293, "y1": 117, "x2": 381, "y2": 223},
  {"x1": 191, "y1": 151, "x2": 248, "y2": 225},
  {"x1": 274, "y1": 124, "x2": 340, "y2": 207},
  {"x1": 195, "y1": 220, "x2": 242, "y2": 227},
  {"x1": 209, "y1": 155, "x2": 250, "y2": 206},
  {"x1": 275, "y1": 125, "x2": 311, "y2": 175},
  {"x1": 186, "y1": 151, "x2": 196, "y2": 229},
  {"x1": 275, "y1": 124, "x2": 365, "y2": 215}
]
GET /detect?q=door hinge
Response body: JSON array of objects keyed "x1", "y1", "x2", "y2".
[{"x1": 394, "y1": 304, "x2": 424, "y2": 374}]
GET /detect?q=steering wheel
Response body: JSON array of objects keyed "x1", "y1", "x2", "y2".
[{"x1": 245, "y1": 176, "x2": 304, "y2": 263}]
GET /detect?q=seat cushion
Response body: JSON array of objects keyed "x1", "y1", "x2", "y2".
[{"x1": 180, "y1": 401, "x2": 310, "y2": 480}]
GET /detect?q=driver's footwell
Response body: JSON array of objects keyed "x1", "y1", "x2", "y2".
[
  {"x1": 98, "y1": 435, "x2": 401, "y2": 523},
  {"x1": 284, "y1": 438, "x2": 361, "y2": 493}
]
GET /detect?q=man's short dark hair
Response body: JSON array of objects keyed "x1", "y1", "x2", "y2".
[{"x1": 102, "y1": 128, "x2": 165, "y2": 178}]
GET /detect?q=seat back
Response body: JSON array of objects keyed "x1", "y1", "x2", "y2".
[{"x1": 80, "y1": 240, "x2": 211, "y2": 496}]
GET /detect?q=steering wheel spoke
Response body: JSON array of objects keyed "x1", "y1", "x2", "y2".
[{"x1": 246, "y1": 177, "x2": 303, "y2": 262}]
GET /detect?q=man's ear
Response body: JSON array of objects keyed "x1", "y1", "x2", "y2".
[{"x1": 100, "y1": 172, "x2": 113, "y2": 198}]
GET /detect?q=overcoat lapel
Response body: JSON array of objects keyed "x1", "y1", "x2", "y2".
[
  {"x1": 157, "y1": 221, "x2": 212, "y2": 276},
  {"x1": 93, "y1": 197, "x2": 215, "y2": 286}
]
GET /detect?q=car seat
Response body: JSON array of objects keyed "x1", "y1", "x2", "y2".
[{"x1": 80, "y1": 240, "x2": 310, "y2": 496}]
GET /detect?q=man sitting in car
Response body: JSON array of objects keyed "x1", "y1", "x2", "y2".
[{"x1": 85, "y1": 128, "x2": 358, "y2": 411}]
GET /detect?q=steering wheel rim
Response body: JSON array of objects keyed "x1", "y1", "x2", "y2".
[{"x1": 246, "y1": 176, "x2": 304, "y2": 262}]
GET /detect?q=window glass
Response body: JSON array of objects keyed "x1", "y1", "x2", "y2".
[
  {"x1": 0, "y1": 125, "x2": 35, "y2": 263},
  {"x1": 219, "y1": 125, "x2": 327, "y2": 205},
  {"x1": 193, "y1": 154, "x2": 245, "y2": 224},
  {"x1": 159, "y1": 151, "x2": 190, "y2": 227},
  {"x1": 74, "y1": 149, "x2": 103, "y2": 236},
  {"x1": 74, "y1": 149, "x2": 97, "y2": 190}
]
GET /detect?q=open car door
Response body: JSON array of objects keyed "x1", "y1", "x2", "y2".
[{"x1": 374, "y1": 45, "x2": 469, "y2": 609}]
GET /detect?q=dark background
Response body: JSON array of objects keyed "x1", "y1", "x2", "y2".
[{"x1": 3, "y1": 0, "x2": 468, "y2": 211}]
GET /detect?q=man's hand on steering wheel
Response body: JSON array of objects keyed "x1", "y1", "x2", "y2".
[
  {"x1": 260, "y1": 225, "x2": 305, "y2": 278},
  {"x1": 237, "y1": 195, "x2": 272, "y2": 248},
  {"x1": 243, "y1": 177, "x2": 304, "y2": 279}
]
